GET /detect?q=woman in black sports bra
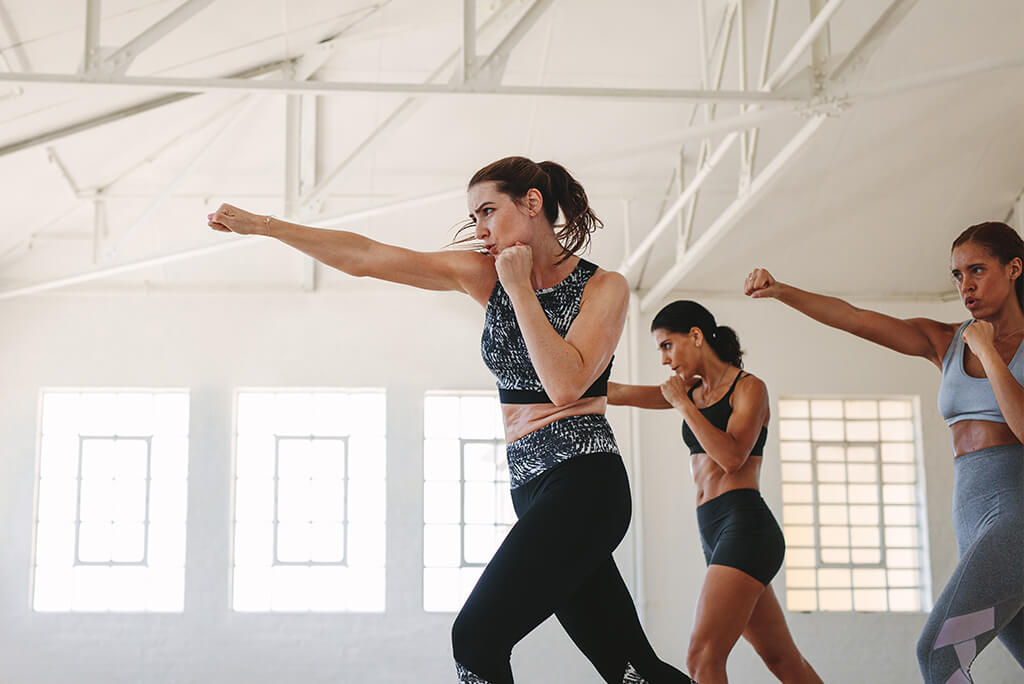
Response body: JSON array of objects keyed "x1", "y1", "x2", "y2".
[{"x1": 610, "y1": 300, "x2": 821, "y2": 684}]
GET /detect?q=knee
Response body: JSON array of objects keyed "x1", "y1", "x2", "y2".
[
  {"x1": 452, "y1": 607, "x2": 505, "y2": 665},
  {"x1": 686, "y1": 637, "x2": 727, "y2": 677}
]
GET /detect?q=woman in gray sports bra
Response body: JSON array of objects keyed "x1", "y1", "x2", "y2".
[{"x1": 745, "y1": 221, "x2": 1024, "y2": 683}]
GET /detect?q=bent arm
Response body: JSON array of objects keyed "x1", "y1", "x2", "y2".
[
  {"x1": 607, "y1": 382, "x2": 673, "y2": 409},
  {"x1": 976, "y1": 350, "x2": 1024, "y2": 442},
  {"x1": 507, "y1": 270, "x2": 628, "y2": 406},
  {"x1": 676, "y1": 376, "x2": 769, "y2": 473}
]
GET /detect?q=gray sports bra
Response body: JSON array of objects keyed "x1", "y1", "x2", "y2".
[{"x1": 937, "y1": 320, "x2": 1024, "y2": 426}]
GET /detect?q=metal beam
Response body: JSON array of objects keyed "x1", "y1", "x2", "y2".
[
  {"x1": 295, "y1": 0, "x2": 528, "y2": 213},
  {"x1": 809, "y1": 0, "x2": 832, "y2": 91},
  {"x1": 853, "y1": 53, "x2": 1024, "y2": 101},
  {"x1": 829, "y1": 0, "x2": 919, "y2": 85},
  {"x1": 620, "y1": 0, "x2": 838, "y2": 280},
  {"x1": 620, "y1": 132, "x2": 740, "y2": 277},
  {"x1": 0, "y1": 188, "x2": 465, "y2": 301},
  {"x1": 84, "y1": 0, "x2": 102, "y2": 72},
  {"x1": 640, "y1": 115, "x2": 827, "y2": 311},
  {"x1": 763, "y1": 0, "x2": 845, "y2": 91},
  {"x1": 94, "y1": 0, "x2": 217, "y2": 75},
  {"x1": 0, "y1": 60, "x2": 291, "y2": 159},
  {"x1": 472, "y1": 0, "x2": 556, "y2": 87},
  {"x1": 0, "y1": 71, "x2": 802, "y2": 104},
  {"x1": 463, "y1": 0, "x2": 477, "y2": 82}
]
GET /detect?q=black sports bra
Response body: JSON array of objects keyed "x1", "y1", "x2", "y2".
[
  {"x1": 480, "y1": 258, "x2": 611, "y2": 404},
  {"x1": 681, "y1": 371, "x2": 768, "y2": 456}
]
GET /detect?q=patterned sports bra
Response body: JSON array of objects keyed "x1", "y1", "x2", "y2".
[{"x1": 480, "y1": 258, "x2": 612, "y2": 404}]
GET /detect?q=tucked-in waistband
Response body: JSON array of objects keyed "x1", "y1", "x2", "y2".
[{"x1": 505, "y1": 413, "x2": 618, "y2": 489}]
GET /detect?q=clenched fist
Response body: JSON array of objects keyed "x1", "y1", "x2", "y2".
[
  {"x1": 207, "y1": 203, "x2": 269, "y2": 236},
  {"x1": 744, "y1": 267, "x2": 782, "y2": 298},
  {"x1": 495, "y1": 242, "x2": 534, "y2": 294}
]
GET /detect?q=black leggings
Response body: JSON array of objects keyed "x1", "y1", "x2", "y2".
[{"x1": 451, "y1": 452, "x2": 692, "y2": 683}]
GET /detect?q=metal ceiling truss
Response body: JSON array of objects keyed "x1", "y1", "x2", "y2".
[
  {"x1": 2, "y1": 0, "x2": 1019, "y2": 301},
  {"x1": 620, "y1": 0, "x2": 930, "y2": 313}
]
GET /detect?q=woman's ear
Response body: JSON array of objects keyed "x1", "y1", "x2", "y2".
[{"x1": 525, "y1": 187, "x2": 543, "y2": 218}]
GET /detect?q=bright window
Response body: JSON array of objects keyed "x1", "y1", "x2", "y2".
[
  {"x1": 423, "y1": 392, "x2": 512, "y2": 612},
  {"x1": 778, "y1": 397, "x2": 930, "y2": 612},
  {"x1": 33, "y1": 390, "x2": 189, "y2": 612},
  {"x1": 232, "y1": 390, "x2": 386, "y2": 612}
]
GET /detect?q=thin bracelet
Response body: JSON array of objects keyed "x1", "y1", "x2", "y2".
[{"x1": 264, "y1": 214, "x2": 274, "y2": 236}]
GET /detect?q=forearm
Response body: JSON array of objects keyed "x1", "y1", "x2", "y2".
[
  {"x1": 774, "y1": 283, "x2": 861, "y2": 332},
  {"x1": 269, "y1": 218, "x2": 376, "y2": 276},
  {"x1": 507, "y1": 289, "x2": 602, "y2": 405},
  {"x1": 607, "y1": 382, "x2": 673, "y2": 409},
  {"x1": 675, "y1": 401, "x2": 747, "y2": 472},
  {"x1": 977, "y1": 349, "x2": 1024, "y2": 442}
]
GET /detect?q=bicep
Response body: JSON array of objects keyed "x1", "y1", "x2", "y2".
[
  {"x1": 360, "y1": 244, "x2": 495, "y2": 299},
  {"x1": 849, "y1": 310, "x2": 951, "y2": 364},
  {"x1": 563, "y1": 272, "x2": 629, "y2": 380}
]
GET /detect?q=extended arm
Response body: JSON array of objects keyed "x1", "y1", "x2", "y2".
[
  {"x1": 745, "y1": 268, "x2": 955, "y2": 367},
  {"x1": 209, "y1": 204, "x2": 497, "y2": 304}
]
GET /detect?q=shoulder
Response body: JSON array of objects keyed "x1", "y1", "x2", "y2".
[
  {"x1": 734, "y1": 372, "x2": 769, "y2": 404},
  {"x1": 585, "y1": 267, "x2": 629, "y2": 301}
]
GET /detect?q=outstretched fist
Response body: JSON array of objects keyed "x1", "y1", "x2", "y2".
[
  {"x1": 207, "y1": 203, "x2": 268, "y2": 236},
  {"x1": 744, "y1": 267, "x2": 781, "y2": 298}
]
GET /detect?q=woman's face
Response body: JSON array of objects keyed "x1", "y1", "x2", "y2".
[
  {"x1": 467, "y1": 181, "x2": 536, "y2": 255},
  {"x1": 951, "y1": 241, "x2": 1021, "y2": 318},
  {"x1": 653, "y1": 328, "x2": 701, "y2": 378}
]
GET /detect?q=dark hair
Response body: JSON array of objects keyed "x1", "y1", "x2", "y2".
[
  {"x1": 952, "y1": 221, "x2": 1024, "y2": 311},
  {"x1": 650, "y1": 300, "x2": 743, "y2": 368},
  {"x1": 453, "y1": 156, "x2": 603, "y2": 262}
]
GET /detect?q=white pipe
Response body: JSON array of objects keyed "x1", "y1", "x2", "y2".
[{"x1": 0, "y1": 71, "x2": 802, "y2": 103}]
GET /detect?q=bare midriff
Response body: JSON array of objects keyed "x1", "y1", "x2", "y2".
[
  {"x1": 691, "y1": 452, "x2": 763, "y2": 506},
  {"x1": 501, "y1": 396, "x2": 607, "y2": 443},
  {"x1": 951, "y1": 419, "x2": 1022, "y2": 457}
]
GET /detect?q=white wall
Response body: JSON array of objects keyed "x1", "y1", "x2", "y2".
[{"x1": 0, "y1": 287, "x2": 1019, "y2": 683}]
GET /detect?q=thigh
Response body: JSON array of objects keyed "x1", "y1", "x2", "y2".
[
  {"x1": 741, "y1": 585, "x2": 803, "y2": 664},
  {"x1": 690, "y1": 564, "x2": 766, "y2": 656},
  {"x1": 459, "y1": 455, "x2": 632, "y2": 647},
  {"x1": 920, "y1": 512, "x2": 1024, "y2": 678}
]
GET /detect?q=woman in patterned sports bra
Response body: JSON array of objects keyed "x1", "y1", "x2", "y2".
[
  {"x1": 610, "y1": 301, "x2": 822, "y2": 684},
  {"x1": 745, "y1": 221, "x2": 1024, "y2": 683},
  {"x1": 208, "y1": 157, "x2": 691, "y2": 684}
]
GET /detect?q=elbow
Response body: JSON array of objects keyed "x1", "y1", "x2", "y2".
[
  {"x1": 721, "y1": 454, "x2": 748, "y2": 474},
  {"x1": 548, "y1": 390, "x2": 582, "y2": 408}
]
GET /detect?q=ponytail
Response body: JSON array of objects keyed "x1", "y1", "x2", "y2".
[{"x1": 651, "y1": 300, "x2": 744, "y2": 368}]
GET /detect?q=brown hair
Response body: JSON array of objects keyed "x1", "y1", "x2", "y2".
[
  {"x1": 952, "y1": 221, "x2": 1024, "y2": 311},
  {"x1": 453, "y1": 156, "x2": 603, "y2": 262}
]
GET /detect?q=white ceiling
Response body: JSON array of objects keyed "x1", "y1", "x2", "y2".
[{"x1": 1, "y1": 0, "x2": 1022, "y2": 304}]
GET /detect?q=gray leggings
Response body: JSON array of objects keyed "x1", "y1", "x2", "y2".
[{"x1": 917, "y1": 445, "x2": 1024, "y2": 683}]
